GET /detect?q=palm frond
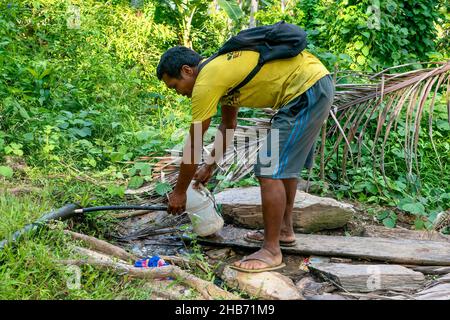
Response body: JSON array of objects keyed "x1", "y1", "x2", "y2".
[{"x1": 329, "y1": 61, "x2": 450, "y2": 184}]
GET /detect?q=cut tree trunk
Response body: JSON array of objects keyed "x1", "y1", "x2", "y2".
[
  {"x1": 215, "y1": 187, "x2": 354, "y2": 232},
  {"x1": 193, "y1": 226, "x2": 450, "y2": 266},
  {"x1": 308, "y1": 263, "x2": 425, "y2": 293}
]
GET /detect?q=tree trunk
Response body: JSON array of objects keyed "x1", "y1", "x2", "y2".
[
  {"x1": 177, "y1": 3, "x2": 196, "y2": 48},
  {"x1": 249, "y1": 0, "x2": 258, "y2": 28},
  {"x1": 281, "y1": 0, "x2": 286, "y2": 12}
]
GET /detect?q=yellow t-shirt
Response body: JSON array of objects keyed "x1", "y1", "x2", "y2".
[{"x1": 191, "y1": 50, "x2": 330, "y2": 123}]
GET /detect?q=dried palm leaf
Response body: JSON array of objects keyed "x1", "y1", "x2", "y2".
[{"x1": 329, "y1": 61, "x2": 450, "y2": 185}]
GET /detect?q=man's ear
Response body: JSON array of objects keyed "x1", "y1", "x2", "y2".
[{"x1": 181, "y1": 65, "x2": 194, "y2": 76}]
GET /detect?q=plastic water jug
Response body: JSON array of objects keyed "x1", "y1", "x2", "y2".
[{"x1": 185, "y1": 181, "x2": 224, "y2": 237}]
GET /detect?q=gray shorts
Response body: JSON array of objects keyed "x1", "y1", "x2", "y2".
[{"x1": 254, "y1": 74, "x2": 334, "y2": 179}]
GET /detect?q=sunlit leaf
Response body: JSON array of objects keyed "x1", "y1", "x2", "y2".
[{"x1": 217, "y1": 0, "x2": 243, "y2": 22}]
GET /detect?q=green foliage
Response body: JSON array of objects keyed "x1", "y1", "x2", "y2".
[
  {"x1": 155, "y1": 181, "x2": 173, "y2": 196},
  {"x1": 217, "y1": 0, "x2": 244, "y2": 22},
  {"x1": 0, "y1": 0, "x2": 189, "y2": 171},
  {"x1": 0, "y1": 0, "x2": 448, "y2": 299},
  {"x1": 255, "y1": 0, "x2": 305, "y2": 26},
  {"x1": 435, "y1": 2, "x2": 449, "y2": 55},
  {"x1": 154, "y1": 0, "x2": 211, "y2": 48},
  {"x1": 376, "y1": 210, "x2": 397, "y2": 228},
  {"x1": 127, "y1": 162, "x2": 153, "y2": 189},
  {"x1": 0, "y1": 166, "x2": 13, "y2": 178},
  {"x1": 297, "y1": 0, "x2": 445, "y2": 70}
]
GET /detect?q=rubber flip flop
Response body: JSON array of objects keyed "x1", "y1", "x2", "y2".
[
  {"x1": 229, "y1": 254, "x2": 286, "y2": 273},
  {"x1": 244, "y1": 230, "x2": 297, "y2": 247}
]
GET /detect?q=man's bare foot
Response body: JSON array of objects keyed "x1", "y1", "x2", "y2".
[
  {"x1": 232, "y1": 247, "x2": 283, "y2": 271},
  {"x1": 245, "y1": 229, "x2": 296, "y2": 244}
]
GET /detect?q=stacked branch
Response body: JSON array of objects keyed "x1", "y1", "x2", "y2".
[{"x1": 62, "y1": 230, "x2": 240, "y2": 300}]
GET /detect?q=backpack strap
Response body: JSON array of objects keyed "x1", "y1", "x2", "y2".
[
  {"x1": 228, "y1": 62, "x2": 262, "y2": 94},
  {"x1": 198, "y1": 53, "x2": 218, "y2": 73}
]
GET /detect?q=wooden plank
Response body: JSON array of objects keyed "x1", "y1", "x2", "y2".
[
  {"x1": 406, "y1": 266, "x2": 450, "y2": 275},
  {"x1": 215, "y1": 187, "x2": 354, "y2": 232},
  {"x1": 308, "y1": 263, "x2": 425, "y2": 293},
  {"x1": 194, "y1": 226, "x2": 450, "y2": 266},
  {"x1": 363, "y1": 225, "x2": 450, "y2": 243}
]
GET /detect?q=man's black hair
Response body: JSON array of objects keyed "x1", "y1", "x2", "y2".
[{"x1": 156, "y1": 46, "x2": 202, "y2": 80}]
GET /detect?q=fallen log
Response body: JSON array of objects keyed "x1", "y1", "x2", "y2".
[
  {"x1": 71, "y1": 246, "x2": 128, "y2": 264},
  {"x1": 143, "y1": 280, "x2": 192, "y2": 300},
  {"x1": 65, "y1": 230, "x2": 201, "y2": 272},
  {"x1": 308, "y1": 263, "x2": 425, "y2": 293},
  {"x1": 6, "y1": 186, "x2": 41, "y2": 196},
  {"x1": 159, "y1": 255, "x2": 192, "y2": 269},
  {"x1": 64, "y1": 230, "x2": 137, "y2": 262},
  {"x1": 215, "y1": 187, "x2": 355, "y2": 233},
  {"x1": 61, "y1": 247, "x2": 240, "y2": 300},
  {"x1": 192, "y1": 226, "x2": 450, "y2": 266}
]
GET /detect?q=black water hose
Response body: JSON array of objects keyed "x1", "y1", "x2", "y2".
[
  {"x1": 0, "y1": 203, "x2": 81, "y2": 251},
  {"x1": 0, "y1": 203, "x2": 168, "y2": 252},
  {"x1": 74, "y1": 205, "x2": 168, "y2": 214}
]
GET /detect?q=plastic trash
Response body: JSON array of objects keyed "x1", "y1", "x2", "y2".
[{"x1": 185, "y1": 181, "x2": 224, "y2": 237}]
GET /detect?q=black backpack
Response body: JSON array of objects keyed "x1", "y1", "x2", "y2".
[{"x1": 198, "y1": 21, "x2": 308, "y2": 94}]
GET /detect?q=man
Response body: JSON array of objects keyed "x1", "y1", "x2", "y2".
[{"x1": 156, "y1": 44, "x2": 334, "y2": 273}]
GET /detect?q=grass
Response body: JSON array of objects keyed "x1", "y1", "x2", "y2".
[
  {"x1": 1, "y1": 0, "x2": 448, "y2": 300},
  {"x1": 0, "y1": 172, "x2": 171, "y2": 300},
  {"x1": 0, "y1": 165, "x2": 242, "y2": 300}
]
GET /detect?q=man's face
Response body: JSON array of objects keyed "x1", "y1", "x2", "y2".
[{"x1": 162, "y1": 65, "x2": 197, "y2": 98}]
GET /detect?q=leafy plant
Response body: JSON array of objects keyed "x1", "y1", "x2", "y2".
[
  {"x1": 376, "y1": 209, "x2": 397, "y2": 228},
  {"x1": 127, "y1": 162, "x2": 152, "y2": 189},
  {"x1": 298, "y1": 0, "x2": 445, "y2": 70},
  {"x1": 154, "y1": 0, "x2": 210, "y2": 48},
  {"x1": 217, "y1": 0, "x2": 244, "y2": 23},
  {"x1": 155, "y1": 181, "x2": 173, "y2": 196},
  {"x1": 0, "y1": 166, "x2": 13, "y2": 178}
]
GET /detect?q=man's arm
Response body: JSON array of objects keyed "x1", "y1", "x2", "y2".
[
  {"x1": 168, "y1": 118, "x2": 211, "y2": 214},
  {"x1": 193, "y1": 105, "x2": 239, "y2": 187},
  {"x1": 207, "y1": 105, "x2": 239, "y2": 166}
]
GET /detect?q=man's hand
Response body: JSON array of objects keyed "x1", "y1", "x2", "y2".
[
  {"x1": 167, "y1": 191, "x2": 187, "y2": 215},
  {"x1": 193, "y1": 164, "x2": 215, "y2": 189}
]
